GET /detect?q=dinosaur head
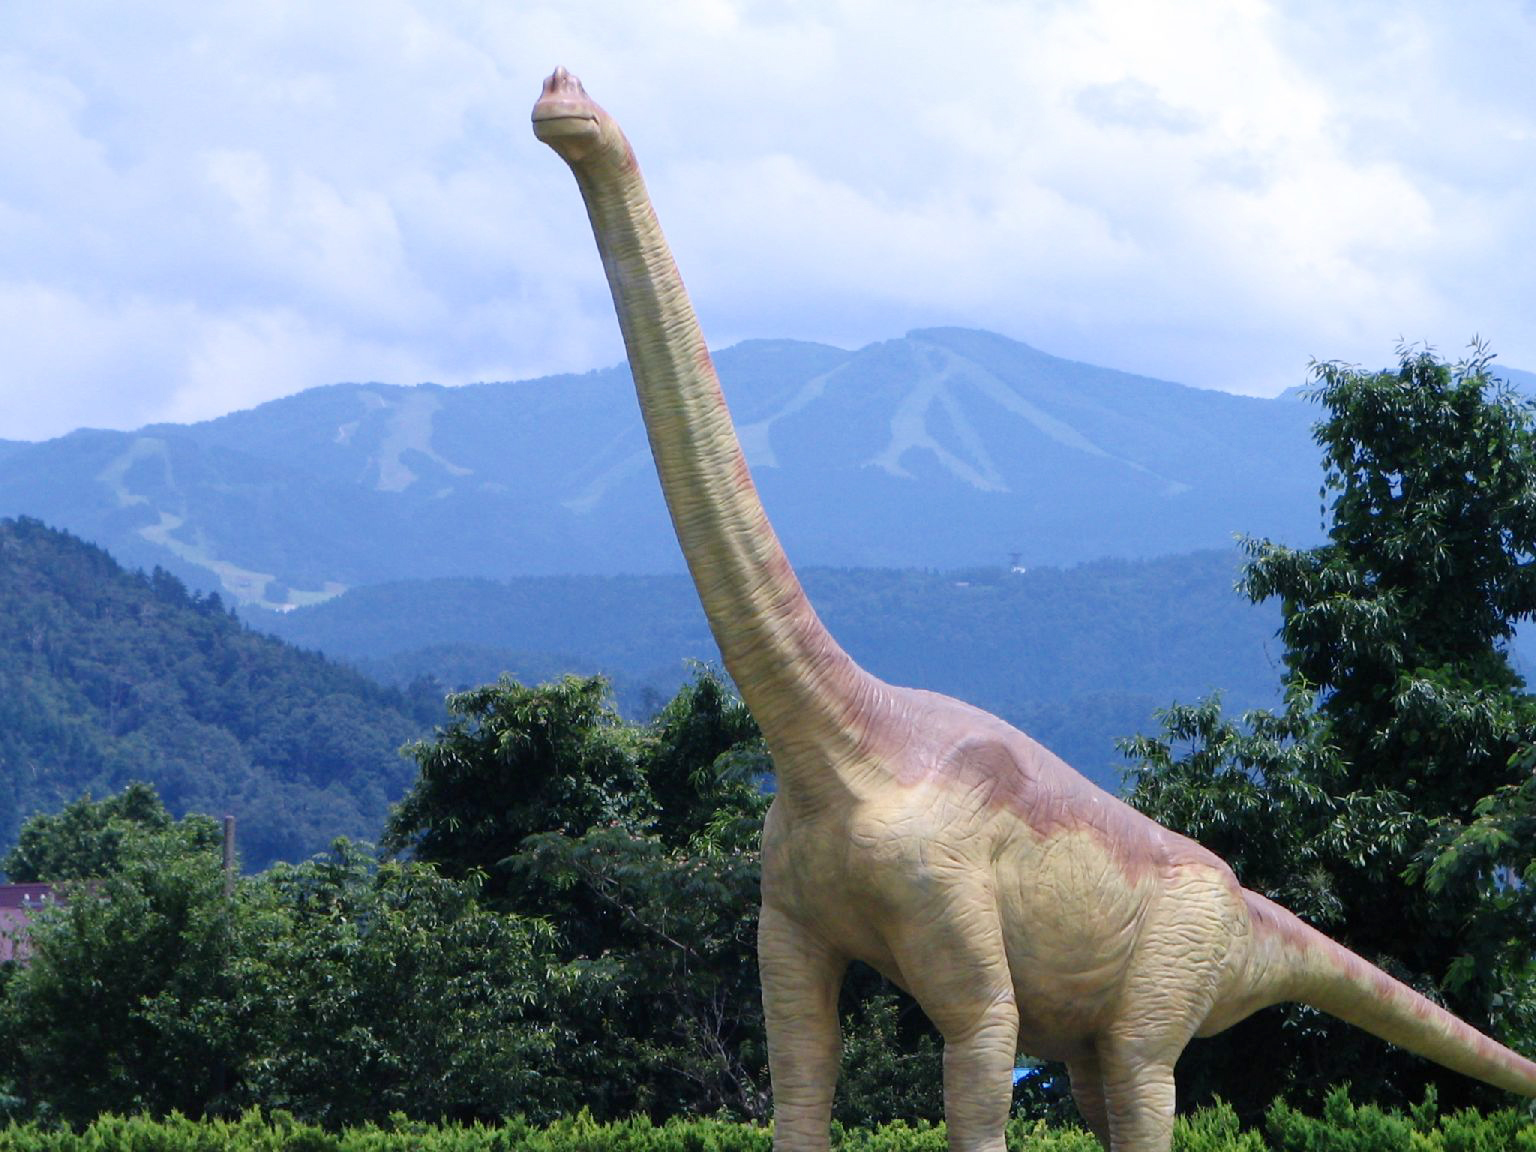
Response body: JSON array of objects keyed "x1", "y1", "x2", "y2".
[{"x1": 532, "y1": 67, "x2": 622, "y2": 167}]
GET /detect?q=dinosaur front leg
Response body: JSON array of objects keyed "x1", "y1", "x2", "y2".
[
  {"x1": 760, "y1": 902, "x2": 848, "y2": 1152},
  {"x1": 939, "y1": 991, "x2": 1019, "y2": 1152},
  {"x1": 891, "y1": 899, "x2": 1018, "y2": 1152}
]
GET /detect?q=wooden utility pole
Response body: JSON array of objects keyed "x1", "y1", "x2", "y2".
[{"x1": 222, "y1": 815, "x2": 236, "y2": 898}]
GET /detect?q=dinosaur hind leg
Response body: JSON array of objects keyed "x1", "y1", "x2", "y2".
[
  {"x1": 1089, "y1": 871, "x2": 1240, "y2": 1152},
  {"x1": 1100, "y1": 1045, "x2": 1177, "y2": 1152},
  {"x1": 761, "y1": 903, "x2": 848, "y2": 1152}
]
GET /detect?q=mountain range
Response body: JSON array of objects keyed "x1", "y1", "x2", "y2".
[{"x1": 0, "y1": 328, "x2": 1342, "y2": 611}]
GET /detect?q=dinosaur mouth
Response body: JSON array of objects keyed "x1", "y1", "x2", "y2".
[{"x1": 532, "y1": 107, "x2": 600, "y2": 141}]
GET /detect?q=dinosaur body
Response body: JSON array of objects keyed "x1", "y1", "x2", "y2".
[{"x1": 532, "y1": 68, "x2": 1536, "y2": 1152}]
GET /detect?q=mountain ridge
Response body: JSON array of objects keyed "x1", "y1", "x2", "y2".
[
  {"x1": 0, "y1": 327, "x2": 1351, "y2": 608},
  {"x1": 250, "y1": 548, "x2": 1286, "y2": 791}
]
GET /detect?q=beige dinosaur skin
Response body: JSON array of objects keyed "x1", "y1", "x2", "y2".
[{"x1": 532, "y1": 67, "x2": 1536, "y2": 1152}]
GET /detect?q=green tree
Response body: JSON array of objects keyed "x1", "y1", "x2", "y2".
[
  {"x1": 641, "y1": 665, "x2": 765, "y2": 847},
  {"x1": 384, "y1": 675, "x2": 651, "y2": 905},
  {"x1": 0, "y1": 808, "x2": 244, "y2": 1122},
  {"x1": 242, "y1": 841, "x2": 590, "y2": 1127},
  {"x1": 513, "y1": 817, "x2": 769, "y2": 1118},
  {"x1": 0, "y1": 785, "x2": 597, "y2": 1127},
  {"x1": 0, "y1": 781, "x2": 216, "y2": 882},
  {"x1": 517, "y1": 671, "x2": 773, "y2": 1117},
  {"x1": 389, "y1": 670, "x2": 774, "y2": 1119},
  {"x1": 385, "y1": 669, "x2": 1010, "y2": 1124},
  {"x1": 833, "y1": 991, "x2": 944, "y2": 1126},
  {"x1": 1125, "y1": 345, "x2": 1536, "y2": 1114}
]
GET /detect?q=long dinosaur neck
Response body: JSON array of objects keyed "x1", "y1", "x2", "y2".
[{"x1": 556, "y1": 120, "x2": 878, "y2": 784}]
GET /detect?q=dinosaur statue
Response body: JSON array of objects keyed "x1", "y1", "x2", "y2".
[{"x1": 531, "y1": 67, "x2": 1536, "y2": 1152}]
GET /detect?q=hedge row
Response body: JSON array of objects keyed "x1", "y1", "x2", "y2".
[{"x1": 1, "y1": 1091, "x2": 1532, "y2": 1152}]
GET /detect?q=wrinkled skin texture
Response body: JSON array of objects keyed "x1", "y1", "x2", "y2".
[{"x1": 532, "y1": 68, "x2": 1536, "y2": 1152}]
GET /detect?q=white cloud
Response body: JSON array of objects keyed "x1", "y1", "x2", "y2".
[
  {"x1": 0, "y1": 0, "x2": 1531, "y2": 439},
  {"x1": 0, "y1": 286, "x2": 196, "y2": 438}
]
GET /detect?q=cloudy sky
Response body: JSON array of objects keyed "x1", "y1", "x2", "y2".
[{"x1": 1, "y1": 1, "x2": 1532, "y2": 441}]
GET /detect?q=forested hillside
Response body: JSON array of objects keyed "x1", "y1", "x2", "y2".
[
  {"x1": 253, "y1": 550, "x2": 1286, "y2": 788},
  {"x1": 0, "y1": 517, "x2": 436, "y2": 868}
]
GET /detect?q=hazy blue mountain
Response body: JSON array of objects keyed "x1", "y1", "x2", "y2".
[
  {"x1": 0, "y1": 329, "x2": 1329, "y2": 610},
  {"x1": 251, "y1": 550, "x2": 1285, "y2": 790},
  {"x1": 1500, "y1": 365, "x2": 1536, "y2": 394}
]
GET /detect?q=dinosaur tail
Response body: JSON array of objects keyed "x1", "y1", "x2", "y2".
[{"x1": 1247, "y1": 891, "x2": 1536, "y2": 1096}]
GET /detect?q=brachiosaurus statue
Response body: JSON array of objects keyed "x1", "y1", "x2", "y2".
[{"x1": 532, "y1": 67, "x2": 1536, "y2": 1152}]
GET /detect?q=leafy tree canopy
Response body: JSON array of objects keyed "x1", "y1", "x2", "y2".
[
  {"x1": 0, "y1": 802, "x2": 594, "y2": 1127},
  {"x1": 0, "y1": 670, "x2": 1078, "y2": 1128},
  {"x1": 0, "y1": 781, "x2": 219, "y2": 883},
  {"x1": 385, "y1": 668, "x2": 775, "y2": 1118},
  {"x1": 237, "y1": 841, "x2": 590, "y2": 1127},
  {"x1": 0, "y1": 802, "x2": 243, "y2": 1122},
  {"x1": 383, "y1": 674, "x2": 652, "y2": 901}
]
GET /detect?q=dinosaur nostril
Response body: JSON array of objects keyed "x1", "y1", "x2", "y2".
[{"x1": 544, "y1": 66, "x2": 587, "y2": 98}]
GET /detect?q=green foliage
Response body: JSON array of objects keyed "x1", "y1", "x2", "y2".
[
  {"x1": 833, "y1": 992, "x2": 944, "y2": 1126},
  {"x1": 1168, "y1": 1100, "x2": 1267, "y2": 1152},
  {"x1": 388, "y1": 669, "x2": 773, "y2": 1119},
  {"x1": 0, "y1": 517, "x2": 434, "y2": 869},
  {"x1": 0, "y1": 1097, "x2": 1530, "y2": 1152},
  {"x1": 383, "y1": 667, "x2": 966, "y2": 1125},
  {"x1": 1125, "y1": 345, "x2": 1536, "y2": 1114},
  {"x1": 0, "y1": 813, "x2": 244, "y2": 1122},
  {"x1": 239, "y1": 843, "x2": 589, "y2": 1127},
  {"x1": 0, "y1": 782, "x2": 217, "y2": 882},
  {"x1": 0, "y1": 790, "x2": 597, "y2": 1127},
  {"x1": 511, "y1": 819, "x2": 768, "y2": 1118},
  {"x1": 1264, "y1": 1088, "x2": 1443, "y2": 1152},
  {"x1": 0, "y1": 669, "x2": 791, "y2": 1128},
  {"x1": 385, "y1": 675, "x2": 652, "y2": 904},
  {"x1": 641, "y1": 667, "x2": 765, "y2": 847},
  {"x1": 1004, "y1": 1122, "x2": 1105, "y2": 1152}
]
